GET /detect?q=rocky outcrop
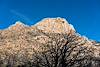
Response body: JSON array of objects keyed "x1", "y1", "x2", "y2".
[
  {"x1": 34, "y1": 18, "x2": 75, "y2": 34},
  {"x1": 0, "y1": 17, "x2": 100, "y2": 67}
]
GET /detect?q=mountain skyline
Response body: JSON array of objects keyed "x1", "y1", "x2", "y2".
[
  {"x1": 0, "y1": 18, "x2": 100, "y2": 67},
  {"x1": 0, "y1": 0, "x2": 100, "y2": 41}
]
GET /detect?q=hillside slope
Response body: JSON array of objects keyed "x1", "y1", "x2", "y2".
[{"x1": 0, "y1": 17, "x2": 100, "y2": 67}]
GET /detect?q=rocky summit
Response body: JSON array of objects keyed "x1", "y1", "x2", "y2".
[{"x1": 0, "y1": 17, "x2": 100, "y2": 67}]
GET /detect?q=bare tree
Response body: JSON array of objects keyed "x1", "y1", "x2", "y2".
[{"x1": 31, "y1": 32, "x2": 100, "y2": 67}]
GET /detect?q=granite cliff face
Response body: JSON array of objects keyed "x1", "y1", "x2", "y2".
[{"x1": 0, "y1": 17, "x2": 100, "y2": 67}]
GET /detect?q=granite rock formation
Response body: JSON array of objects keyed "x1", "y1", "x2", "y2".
[{"x1": 0, "y1": 17, "x2": 100, "y2": 67}]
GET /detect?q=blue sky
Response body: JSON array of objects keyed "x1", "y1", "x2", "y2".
[{"x1": 0, "y1": 0, "x2": 100, "y2": 41}]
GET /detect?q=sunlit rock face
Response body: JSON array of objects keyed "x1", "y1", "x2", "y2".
[
  {"x1": 0, "y1": 17, "x2": 100, "y2": 67},
  {"x1": 34, "y1": 17, "x2": 75, "y2": 34}
]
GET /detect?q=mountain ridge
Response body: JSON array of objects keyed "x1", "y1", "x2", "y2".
[{"x1": 0, "y1": 17, "x2": 100, "y2": 67}]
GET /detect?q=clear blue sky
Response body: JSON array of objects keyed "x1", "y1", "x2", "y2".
[{"x1": 0, "y1": 0, "x2": 100, "y2": 41}]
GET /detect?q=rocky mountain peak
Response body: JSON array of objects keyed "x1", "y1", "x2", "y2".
[
  {"x1": 34, "y1": 17, "x2": 75, "y2": 34},
  {"x1": 0, "y1": 17, "x2": 100, "y2": 67},
  {"x1": 8, "y1": 21, "x2": 28, "y2": 31}
]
